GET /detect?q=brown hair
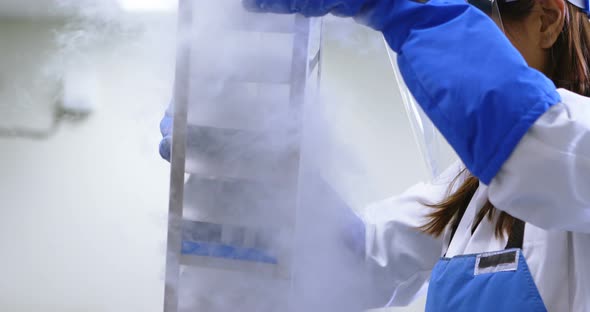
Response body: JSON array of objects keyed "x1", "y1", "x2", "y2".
[{"x1": 421, "y1": 1, "x2": 590, "y2": 238}]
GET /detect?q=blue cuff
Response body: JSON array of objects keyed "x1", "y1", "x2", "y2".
[{"x1": 386, "y1": 0, "x2": 560, "y2": 183}]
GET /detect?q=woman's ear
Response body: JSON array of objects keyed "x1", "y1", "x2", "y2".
[{"x1": 539, "y1": 0, "x2": 566, "y2": 48}]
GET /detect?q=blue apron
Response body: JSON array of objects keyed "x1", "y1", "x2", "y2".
[{"x1": 425, "y1": 219, "x2": 548, "y2": 312}]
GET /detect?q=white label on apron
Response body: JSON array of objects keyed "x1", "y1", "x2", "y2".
[{"x1": 474, "y1": 249, "x2": 520, "y2": 275}]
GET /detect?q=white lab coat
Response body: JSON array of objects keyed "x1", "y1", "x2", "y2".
[{"x1": 361, "y1": 88, "x2": 590, "y2": 311}]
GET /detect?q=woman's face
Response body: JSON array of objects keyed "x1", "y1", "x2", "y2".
[
  {"x1": 502, "y1": 5, "x2": 548, "y2": 72},
  {"x1": 498, "y1": 0, "x2": 566, "y2": 74}
]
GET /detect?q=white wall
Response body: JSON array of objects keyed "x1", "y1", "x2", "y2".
[
  {"x1": 0, "y1": 20, "x2": 60, "y2": 132},
  {"x1": 0, "y1": 14, "x2": 429, "y2": 312},
  {"x1": 0, "y1": 16, "x2": 175, "y2": 312}
]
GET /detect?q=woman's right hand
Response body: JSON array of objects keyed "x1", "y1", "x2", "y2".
[
  {"x1": 159, "y1": 104, "x2": 173, "y2": 162},
  {"x1": 242, "y1": 0, "x2": 371, "y2": 17}
]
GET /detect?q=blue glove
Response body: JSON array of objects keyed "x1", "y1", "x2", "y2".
[
  {"x1": 159, "y1": 105, "x2": 173, "y2": 161},
  {"x1": 243, "y1": 0, "x2": 373, "y2": 16},
  {"x1": 341, "y1": 208, "x2": 366, "y2": 258},
  {"x1": 244, "y1": 0, "x2": 561, "y2": 184}
]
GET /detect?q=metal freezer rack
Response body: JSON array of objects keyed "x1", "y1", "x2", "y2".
[{"x1": 163, "y1": 1, "x2": 321, "y2": 311}]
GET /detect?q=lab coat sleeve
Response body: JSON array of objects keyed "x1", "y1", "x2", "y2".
[
  {"x1": 488, "y1": 89, "x2": 590, "y2": 233},
  {"x1": 359, "y1": 163, "x2": 462, "y2": 307}
]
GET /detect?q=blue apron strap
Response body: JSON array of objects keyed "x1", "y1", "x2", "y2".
[
  {"x1": 504, "y1": 218, "x2": 525, "y2": 250},
  {"x1": 445, "y1": 213, "x2": 526, "y2": 256},
  {"x1": 444, "y1": 209, "x2": 468, "y2": 256}
]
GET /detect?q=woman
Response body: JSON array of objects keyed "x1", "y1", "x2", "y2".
[{"x1": 239, "y1": 0, "x2": 590, "y2": 311}]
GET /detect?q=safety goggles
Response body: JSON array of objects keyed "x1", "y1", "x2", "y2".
[
  {"x1": 469, "y1": 0, "x2": 590, "y2": 27},
  {"x1": 569, "y1": 0, "x2": 590, "y2": 17},
  {"x1": 467, "y1": 0, "x2": 509, "y2": 31}
]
